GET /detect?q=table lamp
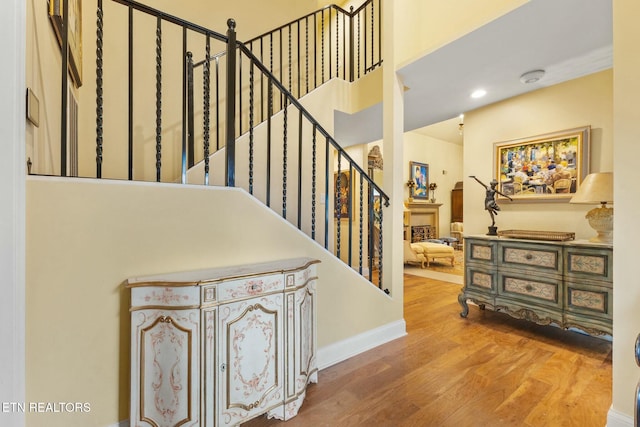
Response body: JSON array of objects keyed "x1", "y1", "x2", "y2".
[{"x1": 570, "y1": 172, "x2": 613, "y2": 243}]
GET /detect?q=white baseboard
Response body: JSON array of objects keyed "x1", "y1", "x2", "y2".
[
  {"x1": 316, "y1": 319, "x2": 407, "y2": 370},
  {"x1": 607, "y1": 406, "x2": 633, "y2": 427},
  {"x1": 107, "y1": 421, "x2": 129, "y2": 427}
]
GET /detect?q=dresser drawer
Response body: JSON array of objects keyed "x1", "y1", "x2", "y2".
[
  {"x1": 565, "y1": 246, "x2": 612, "y2": 283},
  {"x1": 498, "y1": 272, "x2": 562, "y2": 309},
  {"x1": 217, "y1": 273, "x2": 285, "y2": 302},
  {"x1": 565, "y1": 281, "x2": 612, "y2": 319},
  {"x1": 499, "y1": 242, "x2": 562, "y2": 275},
  {"x1": 466, "y1": 239, "x2": 497, "y2": 265},
  {"x1": 465, "y1": 265, "x2": 497, "y2": 294}
]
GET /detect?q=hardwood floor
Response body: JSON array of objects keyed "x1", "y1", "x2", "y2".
[{"x1": 244, "y1": 274, "x2": 612, "y2": 426}]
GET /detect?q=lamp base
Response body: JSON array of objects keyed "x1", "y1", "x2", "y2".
[{"x1": 586, "y1": 205, "x2": 613, "y2": 244}]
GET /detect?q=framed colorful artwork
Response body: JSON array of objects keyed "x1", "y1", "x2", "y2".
[
  {"x1": 409, "y1": 161, "x2": 429, "y2": 200},
  {"x1": 494, "y1": 126, "x2": 590, "y2": 201}
]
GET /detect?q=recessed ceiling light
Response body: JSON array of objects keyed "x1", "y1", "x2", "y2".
[
  {"x1": 470, "y1": 89, "x2": 487, "y2": 99},
  {"x1": 520, "y1": 69, "x2": 545, "y2": 84}
]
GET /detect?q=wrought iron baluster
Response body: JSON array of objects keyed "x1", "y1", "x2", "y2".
[
  {"x1": 335, "y1": 9, "x2": 339, "y2": 78},
  {"x1": 155, "y1": 17, "x2": 162, "y2": 182},
  {"x1": 297, "y1": 109, "x2": 303, "y2": 229},
  {"x1": 128, "y1": 6, "x2": 133, "y2": 179},
  {"x1": 377, "y1": 200, "x2": 383, "y2": 289},
  {"x1": 203, "y1": 36, "x2": 211, "y2": 185},
  {"x1": 249, "y1": 57, "x2": 255, "y2": 194},
  {"x1": 288, "y1": 24, "x2": 292, "y2": 94},
  {"x1": 266, "y1": 80, "x2": 273, "y2": 207},
  {"x1": 215, "y1": 57, "x2": 220, "y2": 151},
  {"x1": 336, "y1": 154, "x2": 342, "y2": 259},
  {"x1": 311, "y1": 125, "x2": 317, "y2": 240},
  {"x1": 357, "y1": 11, "x2": 361, "y2": 79},
  {"x1": 348, "y1": 163, "x2": 353, "y2": 267},
  {"x1": 186, "y1": 52, "x2": 194, "y2": 169},
  {"x1": 321, "y1": 10, "x2": 325, "y2": 84},
  {"x1": 370, "y1": 1, "x2": 374, "y2": 72},
  {"x1": 305, "y1": 17, "x2": 309, "y2": 95},
  {"x1": 96, "y1": 0, "x2": 104, "y2": 178},
  {"x1": 359, "y1": 173, "x2": 364, "y2": 274},
  {"x1": 324, "y1": 136, "x2": 330, "y2": 249},
  {"x1": 282, "y1": 94, "x2": 288, "y2": 219}
]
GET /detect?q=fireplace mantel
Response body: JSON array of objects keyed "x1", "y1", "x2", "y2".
[{"x1": 404, "y1": 201, "x2": 442, "y2": 241}]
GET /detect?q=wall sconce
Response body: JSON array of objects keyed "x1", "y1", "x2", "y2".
[
  {"x1": 570, "y1": 172, "x2": 613, "y2": 243},
  {"x1": 458, "y1": 114, "x2": 464, "y2": 135}
]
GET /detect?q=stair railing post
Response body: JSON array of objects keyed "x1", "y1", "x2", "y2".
[{"x1": 225, "y1": 19, "x2": 237, "y2": 187}]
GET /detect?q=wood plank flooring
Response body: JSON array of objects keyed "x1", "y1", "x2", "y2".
[{"x1": 244, "y1": 274, "x2": 612, "y2": 426}]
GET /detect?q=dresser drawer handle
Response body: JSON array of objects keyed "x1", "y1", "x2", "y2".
[
  {"x1": 525, "y1": 285, "x2": 533, "y2": 292},
  {"x1": 525, "y1": 254, "x2": 533, "y2": 260}
]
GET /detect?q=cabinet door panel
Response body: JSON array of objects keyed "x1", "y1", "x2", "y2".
[
  {"x1": 131, "y1": 309, "x2": 200, "y2": 427},
  {"x1": 218, "y1": 294, "x2": 284, "y2": 426}
]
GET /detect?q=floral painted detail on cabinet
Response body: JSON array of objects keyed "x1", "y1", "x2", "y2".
[
  {"x1": 569, "y1": 254, "x2": 606, "y2": 275},
  {"x1": 144, "y1": 287, "x2": 193, "y2": 305},
  {"x1": 569, "y1": 288, "x2": 606, "y2": 312},
  {"x1": 504, "y1": 248, "x2": 557, "y2": 268},
  {"x1": 471, "y1": 272, "x2": 492, "y2": 289},
  {"x1": 472, "y1": 245, "x2": 492, "y2": 261},
  {"x1": 503, "y1": 277, "x2": 557, "y2": 301}
]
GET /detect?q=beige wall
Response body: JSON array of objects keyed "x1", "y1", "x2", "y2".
[
  {"x1": 395, "y1": 0, "x2": 527, "y2": 67},
  {"x1": 464, "y1": 70, "x2": 613, "y2": 239},
  {"x1": 26, "y1": 177, "x2": 402, "y2": 427},
  {"x1": 403, "y1": 132, "x2": 464, "y2": 236},
  {"x1": 612, "y1": 0, "x2": 640, "y2": 419}
]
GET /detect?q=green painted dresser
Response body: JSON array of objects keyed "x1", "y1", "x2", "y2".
[{"x1": 459, "y1": 235, "x2": 613, "y2": 336}]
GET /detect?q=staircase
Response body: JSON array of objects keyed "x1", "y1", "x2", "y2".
[{"x1": 55, "y1": 0, "x2": 389, "y2": 290}]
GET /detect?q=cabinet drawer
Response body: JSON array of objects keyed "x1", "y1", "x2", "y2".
[
  {"x1": 498, "y1": 272, "x2": 562, "y2": 309},
  {"x1": 465, "y1": 265, "x2": 497, "y2": 294},
  {"x1": 565, "y1": 281, "x2": 612, "y2": 319},
  {"x1": 466, "y1": 239, "x2": 497, "y2": 265},
  {"x1": 131, "y1": 285, "x2": 200, "y2": 309},
  {"x1": 565, "y1": 247, "x2": 612, "y2": 283},
  {"x1": 499, "y1": 242, "x2": 562, "y2": 275},
  {"x1": 217, "y1": 273, "x2": 285, "y2": 302}
]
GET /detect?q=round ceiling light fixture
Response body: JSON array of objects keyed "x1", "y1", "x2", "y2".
[
  {"x1": 520, "y1": 69, "x2": 545, "y2": 84},
  {"x1": 470, "y1": 89, "x2": 487, "y2": 99}
]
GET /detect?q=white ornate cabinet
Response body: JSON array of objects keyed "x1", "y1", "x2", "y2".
[
  {"x1": 127, "y1": 258, "x2": 320, "y2": 427},
  {"x1": 459, "y1": 236, "x2": 612, "y2": 336}
]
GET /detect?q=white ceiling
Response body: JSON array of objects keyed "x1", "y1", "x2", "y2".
[{"x1": 335, "y1": 0, "x2": 612, "y2": 146}]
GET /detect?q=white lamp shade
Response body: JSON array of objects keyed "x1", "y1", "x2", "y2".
[{"x1": 570, "y1": 172, "x2": 613, "y2": 204}]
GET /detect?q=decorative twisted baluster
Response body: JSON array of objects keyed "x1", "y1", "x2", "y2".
[
  {"x1": 203, "y1": 36, "x2": 211, "y2": 185},
  {"x1": 336, "y1": 154, "x2": 342, "y2": 258},
  {"x1": 96, "y1": 0, "x2": 104, "y2": 177},
  {"x1": 359, "y1": 174, "x2": 364, "y2": 273},
  {"x1": 249, "y1": 59, "x2": 255, "y2": 194},
  {"x1": 377, "y1": 203, "x2": 383, "y2": 289},
  {"x1": 311, "y1": 125, "x2": 317, "y2": 240},
  {"x1": 370, "y1": 1, "x2": 374, "y2": 71},
  {"x1": 335, "y1": 11, "x2": 339, "y2": 78},
  {"x1": 321, "y1": 11, "x2": 325, "y2": 83},
  {"x1": 288, "y1": 24, "x2": 292, "y2": 94},
  {"x1": 282, "y1": 95, "x2": 288, "y2": 219},
  {"x1": 155, "y1": 17, "x2": 162, "y2": 182},
  {"x1": 305, "y1": 17, "x2": 309, "y2": 95},
  {"x1": 357, "y1": 12, "x2": 361, "y2": 79}
]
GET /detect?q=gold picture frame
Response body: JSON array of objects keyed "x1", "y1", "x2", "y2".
[
  {"x1": 49, "y1": 0, "x2": 83, "y2": 87},
  {"x1": 494, "y1": 126, "x2": 590, "y2": 201}
]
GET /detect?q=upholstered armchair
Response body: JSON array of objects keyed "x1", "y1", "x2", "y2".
[{"x1": 450, "y1": 222, "x2": 464, "y2": 250}]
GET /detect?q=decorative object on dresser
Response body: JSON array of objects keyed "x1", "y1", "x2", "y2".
[
  {"x1": 459, "y1": 236, "x2": 612, "y2": 337},
  {"x1": 570, "y1": 172, "x2": 613, "y2": 243},
  {"x1": 127, "y1": 258, "x2": 319, "y2": 427},
  {"x1": 469, "y1": 175, "x2": 513, "y2": 236},
  {"x1": 494, "y1": 126, "x2": 590, "y2": 201}
]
